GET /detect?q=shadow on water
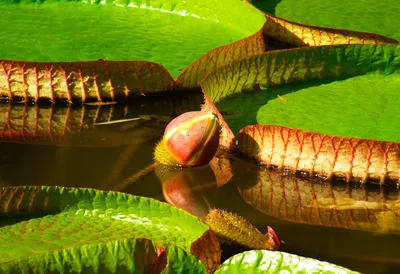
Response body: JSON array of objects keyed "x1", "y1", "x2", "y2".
[{"x1": 1, "y1": 89, "x2": 400, "y2": 274}]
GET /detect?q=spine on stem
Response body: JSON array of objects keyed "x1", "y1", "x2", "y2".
[{"x1": 205, "y1": 208, "x2": 281, "y2": 251}]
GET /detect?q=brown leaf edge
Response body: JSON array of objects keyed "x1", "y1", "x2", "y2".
[
  {"x1": 190, "y1": 229, "x2": 222, "y2": 273},
  {"x1": 202, "y1": 94, "x2": 237, "y2": 151},
  {"x1": 262, "y1": 13, "x2": 399, "y2": 47},
  {"x1": 1, "y1": 10, "x2": 398, "y2": 104},
  {"x1": 241, "y1": 0, "x2": 399, "y2": 47},
  {"x1": 151, "y1": 229, "x2": 221, "y2": 273},
  {"x1": 0, "y1": 60, "x2": 175, "y2": 104},
  {"x1": 175, "y1": 25, "x2": 266, "y2": 89},
  {"x1": 238, "y1": 124, "x2": 400, "y2": 184}
]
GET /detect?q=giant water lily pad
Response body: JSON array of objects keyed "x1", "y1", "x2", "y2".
[
  {"x1": 213, "y1": 44, "x2": 400, "y2": 142},
  {"x1": 203, "y1": 44, "x2": 400, "y2": 141},
  {"x1": 251, "y1": 0, "x2": 400, "y2": 41},
  {"x1": 0, "y1": 0, "x2": 265, "y2": 79},
  {"x1": 201, "y1": 43, "x2": 400, "y2": 183},
  {"x1": 0, "y1": 186, "x2": 220, "y2": 273},
  {"x1": 215, "y1": 250, "x2": 358, "y2": 273},
  {"x1": 261, "y1": 13, "x2": 398, "y2": 48}
]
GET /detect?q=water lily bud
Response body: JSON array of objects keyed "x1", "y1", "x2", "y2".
[{"x1": 154, "y1": 111, "x2": 220, "y2": 167}]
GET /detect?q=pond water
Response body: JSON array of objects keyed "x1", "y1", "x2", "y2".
[{"x1": 0, "y1": 91, "x2": 399, "y2": 273}]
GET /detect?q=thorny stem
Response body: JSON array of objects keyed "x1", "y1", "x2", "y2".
[{"x1": 205, "y1": 208, "x2": 281, "y2": 251}]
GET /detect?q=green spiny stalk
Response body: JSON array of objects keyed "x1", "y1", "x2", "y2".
[{"x1": 205, "y1": 208, "x2": 280, "y2": 251}]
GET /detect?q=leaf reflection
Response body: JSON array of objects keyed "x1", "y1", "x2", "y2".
[
  {"x1": 238, "y1": 169, "x2": 400, "y2": 235},
  {"x1": 0, "y1": 92, "x2": 204, "y2": 147}
]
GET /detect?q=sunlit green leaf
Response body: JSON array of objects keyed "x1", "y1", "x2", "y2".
[
  {"x1": 251, "y1": 0, "x2": 400, "y2": 41},
  {"x1": 201, "y1": 43, "x2": 400, "y2": 183},
  {"x1": 203, "y1": 44, "x2": 400, "y2": 140},
  {"x1": 0, "y1": 186, "x2": 220, "y2": 273},
  {"x1": 215, "y1": 250, "x2": 359, "y2": 274},
  {"x1": 0, "y1": 0, "x2": 265, "y2": 79}
]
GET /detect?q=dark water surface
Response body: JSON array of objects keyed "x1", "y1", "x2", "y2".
[{"x1": 0, "y1": 92, "x2": 399, "y2": 274}]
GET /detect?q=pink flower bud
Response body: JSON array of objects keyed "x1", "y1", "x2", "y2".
[{"x1": 163, "y1": 111, "x2": 220, "y2": 167}]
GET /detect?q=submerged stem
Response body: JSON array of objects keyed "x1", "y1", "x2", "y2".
[{"x1": 111, "y1": 162, "x2": 160, "y2": 192}]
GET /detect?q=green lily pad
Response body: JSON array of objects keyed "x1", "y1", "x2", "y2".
[
  {"x1": 217, "y1": 73, "x2": 400, "y2": 142},
  {"x1": 256, "y1": 74, "x2": 400, "y2": 141},
  {"x1": 0, "y1": 60, "x2": 176, "y2": 103},
  {"x1": 261, "y1": 13, "x2": 398, "y2": 49},
  {"x1": 250, "y1": 0, "x2": 400, "y2": 41},
  {"x1": 0, "y1": 186, "x2": 220, "y2": 273},
  {"x1": 215, "y1": 250, "x2": 358, "y2": 274},
  {"x1": 201, "y1": 43, "x2": 400, "y2": 183},
  {"x1": 0, "y1": 0, "x2": 265, "y2": 79},
  {"x1": 1, "y1": 238, "x2": 207, "y2": 274},
  {"x1": 202, "y1": 44, "x2": 400, "y2": 142}
]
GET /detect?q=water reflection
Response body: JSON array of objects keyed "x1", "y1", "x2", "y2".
[
  {"x1": 152, "y1": 150, "x2": 234, "y2": 220},
  {"x1": 0, "y1": 92, "x2": 202, "y2": 147},
  {"x1": 157, "y1": 164, "x2": 217, "y2": 220},
  {"x1": 238, "y1": 168, "x2": 400, "y2": 235},
  {"x1": 0, "y1": 91, "x2": 203, "y2": 190},
  {"x1": 1, "y1": 91, "x2": 400, "y2": 273}
]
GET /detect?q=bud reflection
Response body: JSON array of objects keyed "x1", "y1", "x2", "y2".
[{"x1": 156, "y1": 164, "x2": 217, "y2": 220}]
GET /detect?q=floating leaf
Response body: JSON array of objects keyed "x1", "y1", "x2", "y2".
[
  {"x1": 215, "y1": 250, "x2": 358, "y2": 273},
  {"x1": 0, "y1": 60, "x2": 175, "y2": 103},
  {"x1": 0, "y1": 238, "x2": 158, "y2": 273},
  {"x1": 250, "y1": 0, "x2": 400, "y2": 41},
  {"x1": 1, "y1": 238, "x2": 208, "y2": 274},
  {"x1": 238, "y1": 125, "x2": 400, "y2": 183},
  {"x1": 0, "y1": 186, "x2": 221, "y2": 273},
  {"x1": 262, "y1": 13, "x2": 398, "y2": 47},
  {"x1": 0, "y1": 0, "x2": 265, "y2": 79},
  {"x1": 201, "y1": 44, "x2": 400, "y2": 183},
  {"x1": 176, "y1": 27, "x2": 266, "y2": 88}
]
